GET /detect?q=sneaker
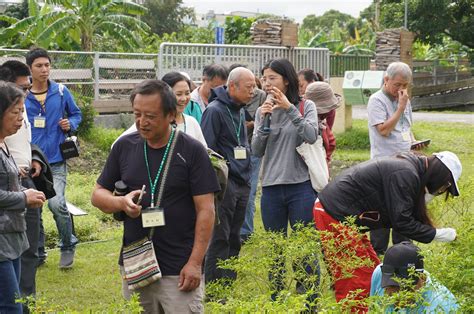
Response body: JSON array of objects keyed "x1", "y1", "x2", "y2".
[{"x1": 59, "y1": 250, "x2": 75, "y2": 269}]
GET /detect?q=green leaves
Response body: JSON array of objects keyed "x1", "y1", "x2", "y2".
[{"x1": 0, "y1": 0, "x2": 149, "y2": 51}]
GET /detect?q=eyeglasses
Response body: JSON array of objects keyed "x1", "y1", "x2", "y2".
[
  {"x1": 18, "y1": 84, "x2": 32, "y2": 93},
  {"x1": 434, "y1": 182, "x2": 452, "y2": 195}
]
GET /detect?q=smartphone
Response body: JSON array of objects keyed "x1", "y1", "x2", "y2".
[
  {"x1": 136, "y1": 185, "x2": 146, "y2": 205},
  {"x1": 411, "y1": 139, "x2": 431, "y2": 150}
]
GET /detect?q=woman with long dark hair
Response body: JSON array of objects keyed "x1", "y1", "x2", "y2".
[
  {"x1": 252, "y1": 59, "x2": 319, "y2": 303},
  {"x1": 0, "y1": 82, "x2": 45, "y2": 313},
  {"x1": 313, "y1": 151, "x2": 462, "y2": 311}
]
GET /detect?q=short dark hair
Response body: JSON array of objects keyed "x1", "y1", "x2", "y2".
[
  {"x1": 0, "y1": 81, "x2": 23, "y2": 122},
  {"x1": 25, "y1": 47, "x2": 51, "y2": 67},
  {"x1": 262, "y1": 58, "x2": 300, "y2": 104},
  {"x1": 0, "y1": 61, "x2": 31, "y2": 83},
  {"x1": 229, "y1": 63, "x2": 247, "y2": 72},
  {"x1": 161, "y1": 72, "x2": 191, "y2": 90},
  {"x1": 203, "y1": 64, "x2": 228, "y2": 81},
  {"x1": 298, "y1": 68, "x2": 324, "y2": 83},
  {"x1": 130, "y1": 79, "x2": 177, "y2": 117}
]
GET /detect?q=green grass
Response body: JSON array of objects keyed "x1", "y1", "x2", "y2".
[{"x1": 33, "y1": 120, "x2": 474, "y2": 312}]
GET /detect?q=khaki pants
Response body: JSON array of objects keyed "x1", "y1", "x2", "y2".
[{"x1": 121, "y1": 268, "x2": 204, "y2": 314}]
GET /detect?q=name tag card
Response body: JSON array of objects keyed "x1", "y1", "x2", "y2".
[
  {"x1": 142, "y1": 207, "x2": 165, "y2": 228},
  {"x1": 234, "y1": 146, "x2": 247, "y2": 160},
  {"x1": 34, "y1": 116, "x2": 46, "y2": 128}
]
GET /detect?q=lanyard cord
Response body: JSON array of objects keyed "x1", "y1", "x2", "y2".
[
  {"x1": 144, "y1": 128, "x2": 175, "y2": 207},
  {"x1": 225, "y1": 106, "x2": 242, "y2": 146}
]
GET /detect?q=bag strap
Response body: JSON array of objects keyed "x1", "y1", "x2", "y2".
[{"x1": 149, "y1": 128, "x2": 180, "y2": 239}]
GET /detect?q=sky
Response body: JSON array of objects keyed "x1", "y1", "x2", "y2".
[{"x1": 181, "y1": 0, "x2": 373, "y2": 23}]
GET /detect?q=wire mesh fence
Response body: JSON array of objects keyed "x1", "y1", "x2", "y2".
[{"x1": 1, "y1": 46, "x2": 374, "y2": 113}]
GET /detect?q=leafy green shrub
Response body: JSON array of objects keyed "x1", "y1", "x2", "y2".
[
  {"x1": 205, "y1": 224, "x2": 376, "y2": 312},
  {"x1": 83, "y1": 126, "x2": 124, "y2": 153},
  {"x1": 74, "y1": 94, "x2": 96, "y2": 137}
]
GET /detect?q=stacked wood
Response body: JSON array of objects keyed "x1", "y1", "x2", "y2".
[
  {"x1": 251, "y1": 19, "x2": 298, "y2": 47},
  {"x1": 375, "y1": 28, "x2": 414, "y2": 70}
]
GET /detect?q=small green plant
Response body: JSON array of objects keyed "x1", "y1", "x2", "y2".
[{"x1": 205, "y1": 223, "x2": 375, "y2": 312}]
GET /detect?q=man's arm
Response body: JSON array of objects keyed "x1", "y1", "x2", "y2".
[
  {"x1": 200, "y1": 107, "x2": 221, "y2": 151},
  {"x1": 375, "y1": 89, "x2": 409, "y2": 137},
  {"x1": 91, "y1": 183, "x2": 142, "y2": 218},
  {"x1": 63, "y1": 87, "x2": 82, "y2": 132},
  {"x1": 178, "y1": 193, "x2": 215, "y2": 292}
]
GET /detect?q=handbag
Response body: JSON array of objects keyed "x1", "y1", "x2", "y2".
[
  {"x1": 60, "y1": 132, "x2": 80, "y2": 159},
  {"x1": 295, "y1": 101, "x2": 329, "y2": 192},
  {"x1": 58, "y1": 84, "x2": 80, "y2": 159},
  {"x1": 122, "y1": 129, "x2": 179, "y2": 290}
]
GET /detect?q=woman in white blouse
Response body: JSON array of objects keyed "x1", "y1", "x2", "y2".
[{"x1": 113, "y1": 73, "x2": 207, "y2": 148}]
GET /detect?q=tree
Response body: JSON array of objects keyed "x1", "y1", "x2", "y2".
[
  {"x1": 375, "y1": 0, "x2": 473, "y2": 49},
  {"x1": 301, "y1": 10, "x2": 355, "y2": 32},
  {"x1": 142, "y1": 0, "x2": 195, "y2": 36},
  {"x1": 410, "y1": 0, "x2": 473, "y2": 49},
  {"x1": 224, "y1": 16, "x2": 255, "y2": 45},
  {"x1": 0, "y1": 0, "x2": 150, "y2": 51}
]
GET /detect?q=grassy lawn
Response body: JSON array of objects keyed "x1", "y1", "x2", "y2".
[{"x1": 33, "y1": 121, "x2": 474, "y2": 312}]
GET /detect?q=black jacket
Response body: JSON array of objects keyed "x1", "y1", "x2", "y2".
[
  {"x1": 201, "y1": 86, "x2": 251, "y2": 186},
  {"x1": 318, "y1": 152, "x2": 436, "y2": 243},
  {"x1": 31, "y1": 144, "x2": 56, "y2": 199}
]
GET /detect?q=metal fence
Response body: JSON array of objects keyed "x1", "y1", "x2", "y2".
[
  {"x1": 330, "y1": 54, "x2": 372, "y2": 77},
  {"x1": 0, "y1": 49, "x2": 159, "y2": 103},
  {"x1": 2, "y1": 46, "x2": 374, "y2": 113},
  {"x1": 158, "y1": 43, "x2": 330, "y2": 82}
]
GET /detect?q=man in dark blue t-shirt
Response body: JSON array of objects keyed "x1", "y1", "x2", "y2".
[{"x1": 91, "y1": 80, "x2": 220, "y2": 313}]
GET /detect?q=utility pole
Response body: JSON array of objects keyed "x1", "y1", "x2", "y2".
[
  {"x1": 375, "y1": 0, "x2": 380, "y2": 30},
  {"x1": 404, "y1": 0, "x2": 408, "y2": 29}
]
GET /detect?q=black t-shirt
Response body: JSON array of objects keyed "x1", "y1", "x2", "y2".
[{"x1": 97, "y1": 131, "x2": 220, "y2": 275}]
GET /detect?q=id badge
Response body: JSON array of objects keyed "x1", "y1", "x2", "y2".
[
  {"x1": 401, "y1": 131, "x2": 411, "y2": 142},
  {"x1": 34, "y1": 116, "x2": 46, "y2": 128},
  {"x1": 142, "y1": 207, "x2": 165, "y2": 228},
  {"x1": 234, "y1": 146, "x2": 247, "y2": 160}
]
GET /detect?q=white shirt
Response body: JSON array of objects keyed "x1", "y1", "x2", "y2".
[
  {"x1": 112, "y1": 114, "x2": 207, "y2": 149},
  {"x1": 190, "y1": 87, "x2": 207, "y2": 113},
  {"x1": 5, "y1": 108, "x2": 32, "y2": 168}
]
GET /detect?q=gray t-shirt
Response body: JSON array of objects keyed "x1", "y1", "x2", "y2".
[
  {"x1": 367, "y1": 89, "x2": 413, "y2": 159},
  {"x1": 252, "y1": 99, "x2": 318, "y2": 187}
]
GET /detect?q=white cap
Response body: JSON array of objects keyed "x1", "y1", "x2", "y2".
[{"x1": 433, "y1": 151, "x2": 462, "y2": 196}]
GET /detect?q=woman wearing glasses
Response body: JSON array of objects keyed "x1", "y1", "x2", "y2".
[
  {"x1": 0, "y1": 82, "x2": 46, "y2": 313},
  {"x1": 313, "y1": 151, "x2": 462, "y2": 312}
]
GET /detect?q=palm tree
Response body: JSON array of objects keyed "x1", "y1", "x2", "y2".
[{"x1": 0, "y1": 0, "x2": 150, "y2": 51}]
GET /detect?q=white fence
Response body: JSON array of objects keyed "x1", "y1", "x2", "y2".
[{"x1": 0, "y1": 44, "x2": 330, "y2": 113}]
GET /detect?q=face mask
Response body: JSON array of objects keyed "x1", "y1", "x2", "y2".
[
  {"x1": 425, "y1": 193, "x2": 436, "y2": 204},
  {"x1": 424, "y1": 188, "x2": 436, "y2": 204}
]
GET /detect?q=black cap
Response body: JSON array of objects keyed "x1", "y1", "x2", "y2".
[{"x1": 381, "y1": 241, "x2": 424, "y2": 288}]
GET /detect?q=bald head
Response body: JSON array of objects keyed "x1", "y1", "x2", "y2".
[
  {"x1": 227, "y1": 67, "x2": 256, "y2": 105},
  {"x1": 227, "y1": 67, "x2": 254, "y2": 85}
]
